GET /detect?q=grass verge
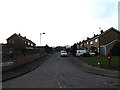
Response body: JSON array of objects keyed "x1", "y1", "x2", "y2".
[{"x1": 76, "y1": 56, "x2": 119, "y2": 71}]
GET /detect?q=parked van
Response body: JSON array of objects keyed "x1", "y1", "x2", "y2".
[
  {"x1": 76, "y1": 50, "x2": 95, "y2": 57},
  {"x1": 76, "y1": 50, "x2": 88, "y2": 56}
]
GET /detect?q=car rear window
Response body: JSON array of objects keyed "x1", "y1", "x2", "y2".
[{"x1": 61, "y1": 51, "x2": 67, "y2": 53}]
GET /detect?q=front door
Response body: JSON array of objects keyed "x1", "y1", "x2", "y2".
[{"x1": 100, "y1": 47, "x2": 106, "y2": 56}]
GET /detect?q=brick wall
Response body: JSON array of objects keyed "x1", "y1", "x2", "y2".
[{"x1": 2, "y1": 53, "x2": 46, "y2": 71}]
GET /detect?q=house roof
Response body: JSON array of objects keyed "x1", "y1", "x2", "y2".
[
  {"x1": 89, "y1": 34, "x2": 99, "y2": 41},
  {"x1": 77, "y1": 27, "x2": 120, "y2": 45},
  {"x1": 99, "y1": 27, "x2": 120, "y2": 37},
  {"x1": 101, "y1": 39, "x2": 120, "y2": 47},
  {"x1": 90, "y1": 27, "x2": 119, "y2": 41},
  {"x1": 7, "y1": 33, "x2": 36, "y2": 45}
]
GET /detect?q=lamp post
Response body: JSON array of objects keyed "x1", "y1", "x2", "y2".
[{"x1": 40, "y1": 32, "x2": 45, "y2": 46}]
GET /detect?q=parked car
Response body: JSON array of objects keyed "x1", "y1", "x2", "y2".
[
  {"x1": 76, "y1": 50, "x2": 95, "y2": 57},
  {"x1": 60, "y1": 51, "x2": 68, "y2": 57},
  {"x1": 89, "y1": 52, "x2": 96, "y2": 56},
  {"x1": 76, "y1": 50, "x2": 89, "y2": 57}
]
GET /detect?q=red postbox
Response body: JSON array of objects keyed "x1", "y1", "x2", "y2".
[
  {"x1": 107, "y1": 53, "x2": 111, "y2": 60},
  {"x1": 107, "y1": 53, "x2": 112, "y2": 66}
]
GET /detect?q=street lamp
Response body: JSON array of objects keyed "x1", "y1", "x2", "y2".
[{"x1": 40, "y1": 32, "x2": 45, "y2": 46}]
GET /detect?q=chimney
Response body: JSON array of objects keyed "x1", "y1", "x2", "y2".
[
  {"x1": 19, "y1": 33, "x2": 21, "y2": 36},
  {"x1": 100, "y1": 30, "x2": 103, "y2": 34},
  {"x1": 94, "y1": 34, "x2": 96, "y2": 37},
  {"x1": 24, "y1": 36, "x2": 26, "y2": 39}
]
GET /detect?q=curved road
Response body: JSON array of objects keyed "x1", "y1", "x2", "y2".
[{"x1": 2, "y1": 52, "x2": 118, "y2": 88}]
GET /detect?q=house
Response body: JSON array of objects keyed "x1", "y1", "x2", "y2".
[
  {"x1": 89, "y1": 34, "x2": 100, "y2": 54},
  {"x1": 77, "y1": 27, "x2": 120, "y2": 56},
  {"x1": 6, "y1": 33, "x2": 36, "y2": 50},
  {"x1": 90, "y1": 27, "x2": 120, "y2": 56},
  {"x1": 99, "y1": 27, "x2": 120, "y2": 56}
]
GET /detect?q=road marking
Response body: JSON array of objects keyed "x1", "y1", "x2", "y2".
[{"x1": 58, "y1": 82, "x2": 62, "y2": 88}]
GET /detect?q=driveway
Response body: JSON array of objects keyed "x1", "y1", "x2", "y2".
[{"x1": 2, "y1": 52, "x2": 118, "y2": 88}]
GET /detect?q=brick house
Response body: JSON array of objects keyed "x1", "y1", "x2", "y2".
[
  {"x1": 89, "y1": 27, "x2": 120, "y2": 56},
  {"x1": 99, "y1": 27, "x2": 120, "y2": 56},
  {"x1": 89, "y1": 35, "x2": 99, "y2": 54},
  {"x1": 77, "y1": 27, "x2": 120, "y2": 56},
  {"x1": 84, "y1": 37, "x2": 91, "y2": 51},
  {"x1": 6, "y1": 33, "x2": 36, "y2": 50}
]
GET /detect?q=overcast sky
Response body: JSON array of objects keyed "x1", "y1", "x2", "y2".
[{"x1": 0, "y1": 0, "x2": 119, "y2": 47}]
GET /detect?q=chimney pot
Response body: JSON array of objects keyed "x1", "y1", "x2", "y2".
[
  {"x1": 19, "y1": 33, "x2": 21, "y2": 36},
  {"x1": 100, "y1": 30, "x2": 103, "y2": 34}
]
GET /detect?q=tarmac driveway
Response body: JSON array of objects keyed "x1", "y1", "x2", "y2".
[{"x1": 2, "y1": 52, "x2": 118, "y2": 88}]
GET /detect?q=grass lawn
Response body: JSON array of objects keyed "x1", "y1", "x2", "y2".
[{"x1": 76, "y1": 56, "x2": 120, "y2": 71}]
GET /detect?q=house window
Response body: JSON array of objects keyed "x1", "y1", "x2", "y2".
[
  {"x1": 12, "y1": 40, "x2": 14, "y2": 43},
  {"x1": 87, "y1": 42, "x2": 88, "y2": 44},
  {"x1": 8, "y1": 40, "x2": 11, "y2": 43},
  {"x1": 28, "y1": 42, "x2": 30, "y2": 45},
  {"x1": 90, "y1": 41, "x2": 93, "y2": 44},
  {"x1": 95, "y1": 39, "x2": 98, "y2": 42},
  {"x1": 31, "y1": 43, "x2": 33, "y2": 46}
]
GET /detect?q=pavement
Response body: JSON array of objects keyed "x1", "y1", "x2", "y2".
[
  {"x1": 2, "y1": 53, "x2": 53, "y2": 82},
  {"x1": 2, "y1": 52, "x2": 119, "y2": 82}
]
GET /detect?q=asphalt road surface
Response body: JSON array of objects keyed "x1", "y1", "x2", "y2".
[{"x1": 2, "y1": 52, "x2": 118, "y2": 88}]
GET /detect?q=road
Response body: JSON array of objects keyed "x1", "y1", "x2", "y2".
[{"x1": 2, "y1": 52, "x2": 118, "y2": 88}]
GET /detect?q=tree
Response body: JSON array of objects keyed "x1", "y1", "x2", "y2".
[
  {"x1": 44, "y1": 44, "x2": 53, "y2": 53},
  {"x1": 70, "y1": 43, "x2": 77, "y2": 56},
  {"x1": 110, "y1": 42, "x2": 120, "y2": 56}
]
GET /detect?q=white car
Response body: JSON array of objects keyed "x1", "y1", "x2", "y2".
[
  {"x1": 89, "y1": 52, "x2": 96, "y2": 56},
  {"x1": 60, "y1": 51, "x2": 68, "y2": 57}
]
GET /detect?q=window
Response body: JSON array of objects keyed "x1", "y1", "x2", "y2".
[
  {"x1": 87, "y1": 42, "x2": 88, "y2": 44},
  {"x1": 12, "y1": 40, "x2": 14, "y2": 43},
  {"x1": 31, "y1": 43, "x2": 33, "y2": 46},
  {"x1": 95, "y1": 39, "x2": 98, "y2": 42},
  {"x1": 8, "y1": 40, "x2": 11, "y2": 43},
  {"x1": 28, "y1": 42, "x2": 30, "y2": 45},
  {"x1": 90, "y1": 41, "x2": 93, "y2": 44}
]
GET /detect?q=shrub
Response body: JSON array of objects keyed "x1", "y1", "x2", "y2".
[{"x1": 110, "y1": 42, "x2": 120, "y2": 56}]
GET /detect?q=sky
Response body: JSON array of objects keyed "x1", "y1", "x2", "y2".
[{"x1": 0, "y1": 0, "x2": 119, "y2": 47}]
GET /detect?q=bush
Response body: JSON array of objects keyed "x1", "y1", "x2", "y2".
[
  {"x1": 70, "y1": 44, "x2": 77, "y2": 56},
  {"x1": 110, "y1": 42, "x2": 120, "y2": 56}
]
